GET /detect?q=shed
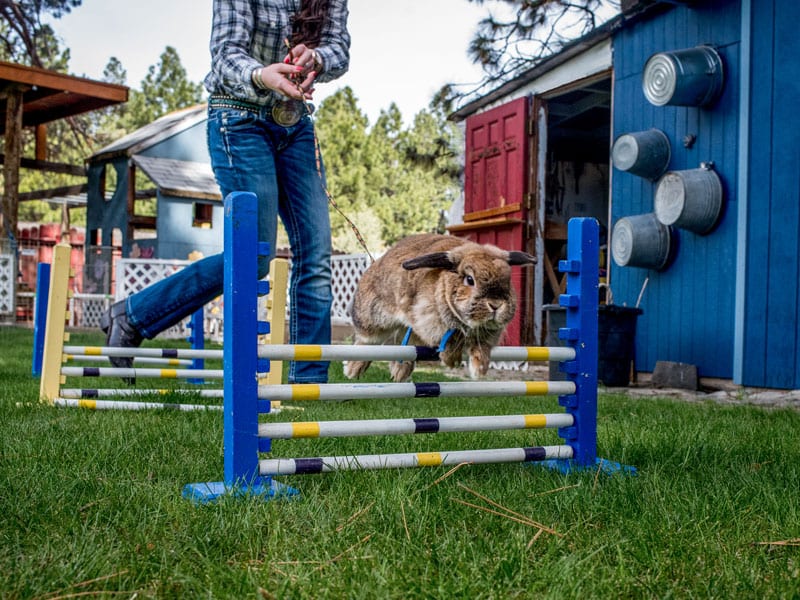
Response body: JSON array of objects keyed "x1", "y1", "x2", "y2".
[
  {"x1": 450, "y1": 0, "x2": 800, "y2": 389},
  {"x1": 450, "y1": 20, "x2": 615, "y2": 347},
  {"x1": 85, "y1": 105, "x2": 222, "y2": 293}
]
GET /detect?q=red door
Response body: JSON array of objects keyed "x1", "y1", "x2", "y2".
[{"x1": 452, "y1": 96, "x2": 531, "y2": 345}]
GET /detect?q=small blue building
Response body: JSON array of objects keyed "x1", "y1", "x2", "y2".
[
  {"x1": 85, "y1": 105, "x2": 221, "y2": 291},
  {"x1": 451, "y1": 0, "x2": 800, "y2": 389}
]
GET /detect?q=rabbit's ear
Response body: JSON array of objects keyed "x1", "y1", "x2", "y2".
[
  {"x1": 402, "y1": 252, "x2": 457, "y2": 271},
  {"x1": 507, "y1": 251, "x2": 537, "y2": 266}
]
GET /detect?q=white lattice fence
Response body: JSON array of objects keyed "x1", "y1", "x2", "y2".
[
  {"x1": 0, "y1": 253, "x2": 15, "y2": 316},
  {"x1": 69, "y1": 294, "x2": 113, "y2": 329},
  {"x1": 112, "y1": 254, "x2": 372, "y2": 340},
  {"x1": 331, "y1": 253, "x2": 371, "y2": 324},
  {"x1": 115, "y1": 258, "x2": 223, "y2": 341}
]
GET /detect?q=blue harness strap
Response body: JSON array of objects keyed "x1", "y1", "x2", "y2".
[
  {"x1": 438, "y1": 329, "x2": 456, "y2": 353},
  {"x1": 401, "y1": 327, "x2": 456, "y2": 354}
]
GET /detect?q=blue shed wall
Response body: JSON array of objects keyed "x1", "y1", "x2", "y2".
[
  {"x1": 156, "y1": 196, "x2": 223, "y2": 260},
  {"x1": 738, "y1": 0, "x2": 800, "y2": 388},
  {"x1": 611, "y1": 0, "x2": 741, "y2": 378},
  {"x1": 139, "y1": 121, "x2": 210, "y2": 162}
]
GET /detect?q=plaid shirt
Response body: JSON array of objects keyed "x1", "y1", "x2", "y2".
[{"x1": 205, "y1": 0, "x2": 350, "y2": 105}]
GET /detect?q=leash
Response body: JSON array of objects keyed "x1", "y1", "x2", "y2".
[{"x1": 284, "y1": 38, "x2": 375, "y2": 262}]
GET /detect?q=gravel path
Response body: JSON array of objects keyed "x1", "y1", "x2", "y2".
[{"x1": 472, "y1": 364, "x2": 800, "y2": 411}]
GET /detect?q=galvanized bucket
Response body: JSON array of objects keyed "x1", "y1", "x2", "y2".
[
  {"x1": 654, "y1": 167, "x2": 723, "y2": 235},
  {"x1": 642, "y1": 45, "x2": 724, "y2": 107},
  {"x1": 612, "y1": 213, "x2": 672, "y2": 271},
  {"x1": 612, "y1": 129, "x2": 671, "y2": 180}
]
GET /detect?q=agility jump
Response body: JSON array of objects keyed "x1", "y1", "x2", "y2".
[{"x1": 184, "y1": 192, "x2": 612, "y2": 503}]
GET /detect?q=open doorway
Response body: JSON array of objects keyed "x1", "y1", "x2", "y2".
[{"x1": 540, "y1": 73, "x2": 612, "y2": 307}]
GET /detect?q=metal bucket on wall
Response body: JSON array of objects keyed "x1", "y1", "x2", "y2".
[
  {"x1": 642, "y1": 45, "x2": 724, "y2": 107},
  {"x1": 612, "y1": 129, "x2": 671, "y2": 180},
  {"x1": 612, "y1": 213, "x2": 672, "y2": 271},
  {"x1": 654, "y1": 167, "x2": 723, "y2": 235}
]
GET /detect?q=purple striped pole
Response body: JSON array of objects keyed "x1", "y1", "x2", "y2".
[{"x1": 260, "y1": 445, "x2": 574, "y2": 475}]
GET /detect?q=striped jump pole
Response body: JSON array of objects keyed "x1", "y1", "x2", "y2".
[
  {"x1": 58, "y1": 343, "x2": 576, "y2": 363},
  {"x1": 34, "y1": 240, "x2": 242, "y2": 412},
  {"x1": 260, "y1": 446, "x2": 575, "y2": 475},
  {"x1": 257, "y1": 380, "x2": 576, "y2": 403},
  {"x1": 183, "y1": 194, "x2": 612, "y2": 505}
]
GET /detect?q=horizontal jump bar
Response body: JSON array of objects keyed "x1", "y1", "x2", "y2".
[
  {"x1": 59, "y1": 388, "x2": 224, "y2": 399},
  {"x1": 62, "y1": 344, "x2": 576, "y2": 363},
  {"x1": 64, "y1": 354, "x2": 193, "y2": 366},
  {"x1": 60, "y1": 367, "x2": 223, "y2": 379},
  {"x1": 258, "y1": 380, "x2": 576, "y2": 402},
  {"x1": 259, "y1": 413, "x2": 574, "y2": 439},
  {"x1": 260, "y1": 445, "x2": 574, "y2": 474},
  {"x1": 64, "y1": 345, "x2": 222, "y2": 360},
  {"x1": 53, "y1": 398, "x2": 223, "y2": 412},
  {"x1": 259, "y1": 344, "x2": 576, "y2": 362}
]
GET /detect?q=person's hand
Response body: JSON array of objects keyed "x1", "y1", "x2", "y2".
[
  {"x1": 257, "y1": 63, "x2": 316, "y2": 100},
  {"x1": 283, "y1": 43, "x2": 318, "y2": 78}
]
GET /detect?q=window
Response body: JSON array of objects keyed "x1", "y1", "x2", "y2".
[{"x1": 193, "y1": 202, "x2": 214, "y2": 229}]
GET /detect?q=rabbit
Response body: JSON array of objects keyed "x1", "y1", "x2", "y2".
[{"x1": 343, "y1": 233, "x2": 536, "y2": 382}]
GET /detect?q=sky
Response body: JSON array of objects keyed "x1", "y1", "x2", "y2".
[{"x1": 46, "y1": 0, "x2": 494, "y2": 125}]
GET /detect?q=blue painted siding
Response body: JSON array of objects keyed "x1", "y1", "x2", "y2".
[
  {"x1": 611, "y1": 0, "x2": 741, "y2": 378},
  {"x1": 741, "y1": 0, "x2": 800, "y2": 388},
  {"x1": 156, "y1": 196, "x2": 224, "y2": 260},
  {"x1": 140, "y1": 121, "x2": 210, "y2": 163}
]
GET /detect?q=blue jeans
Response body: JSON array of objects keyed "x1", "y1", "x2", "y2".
[{"x1": 127, "y1": 104, "x2": 332, "y2": 383}]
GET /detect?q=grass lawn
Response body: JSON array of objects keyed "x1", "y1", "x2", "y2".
[{"x1": 1, "y1": 325, "x2": 798, "y2": 599}]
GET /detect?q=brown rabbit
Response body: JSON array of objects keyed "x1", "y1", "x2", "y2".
[{"x1": 343, "y1": 233, "x2": 536, "y2": 382}]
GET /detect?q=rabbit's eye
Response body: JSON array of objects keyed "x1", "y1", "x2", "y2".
[{"x1": 463, "y1": 275, "x2": 475, "y2": 287}]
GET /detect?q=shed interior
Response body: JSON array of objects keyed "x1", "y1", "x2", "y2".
[{"x1": 541, "y1": 75, "x2": 612, "y2": 304}]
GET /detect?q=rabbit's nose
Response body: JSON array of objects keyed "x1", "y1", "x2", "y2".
[{"x1": 488, "y1": 300, "x2": 503, "y2": 313}]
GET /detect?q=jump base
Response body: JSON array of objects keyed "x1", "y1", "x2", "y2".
[
  {"x1": 182, "y1": 478, "x2": 299, "y2": 504},
  {"x1": 533, "y1": 457, "x2": 638, "y2": 476}
]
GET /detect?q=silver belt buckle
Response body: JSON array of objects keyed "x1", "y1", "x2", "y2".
[{"x1": 271, "y1": 99, "x2": 310, "y2": 127}]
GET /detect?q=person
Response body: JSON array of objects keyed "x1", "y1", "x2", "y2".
[{"x1": 100, "y1": 0, "x2": 350, "y2": 384}]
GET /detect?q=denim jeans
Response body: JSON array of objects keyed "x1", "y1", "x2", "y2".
[{"x1": 127, "y1": 104, "x2": 332, "y2": 383}]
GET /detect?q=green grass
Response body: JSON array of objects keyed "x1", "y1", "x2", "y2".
[{"x1": 1, "y1": 325, "x2": 799, "y2": 599}]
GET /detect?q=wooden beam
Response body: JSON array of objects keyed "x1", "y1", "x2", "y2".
[
  {"x1": 446, "y1": 216, "x2": 524, "y2": 234},
  {"x1": 35, "y1": 124, "x2": 47, "y2": 161},
  {"x1": 0, "y1": 61, "x2": 128, "y2": 103},
  {"x1": 462, "y1": 202, "x2": 522, "y2": 222},
  {"x1": 160, "y1": 187, "x2": 223, "y2": 202},
  {"x1": 0, "y1": 154, "x2": 85, "y2": 176},
  {"x1": 18, "y1": 184, "x2": 87, "y2": 202}
]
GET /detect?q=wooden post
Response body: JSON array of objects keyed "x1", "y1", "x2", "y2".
[
  {"x1": 2, "y1": 86, "x2": 24, "y2": 241},
  {"x1": 39, "y1": 244, "x2": 72, "y2": 403},
  {"x1": 264, "y1": 258, "x2": 289, "y2": 385}
]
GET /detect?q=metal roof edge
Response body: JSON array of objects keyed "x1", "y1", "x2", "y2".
[
  {"x1": 89, "y1": 104, "x2": 208, "y2": 163},
  {"x1": 449, "y1": 14, "x2": 624, "y2": 121}
]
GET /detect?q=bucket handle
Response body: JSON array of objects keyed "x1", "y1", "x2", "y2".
[{"x1": 599, "y1": 282, "x2": 614, "y2": 305}]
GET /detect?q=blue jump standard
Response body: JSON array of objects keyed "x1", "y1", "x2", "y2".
[{"x1": 183, "y1": 193, "x2": 634, "y2": 505}]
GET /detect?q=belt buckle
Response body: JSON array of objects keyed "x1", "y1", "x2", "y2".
[{"x1": 271, "y1": 99, "x2": 307, "y2": 127}]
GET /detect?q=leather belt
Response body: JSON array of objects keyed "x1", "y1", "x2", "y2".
[{"x1": 208, "y1": 94, "x2": 313, "y2": 127}]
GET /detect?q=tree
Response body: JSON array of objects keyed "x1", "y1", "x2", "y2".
[
  {"x1": 314, "y1": 88, "x2": 461, "y2": 253},
  {"x1": 436, "y1": 0, "x2": 618, "y2": 113},
  {"x1": 121, "y1": 46, "x2": 205, "y2": 131},
  {"x1": 0, "y1": 0, "x2": 79, "y2": 67}
]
